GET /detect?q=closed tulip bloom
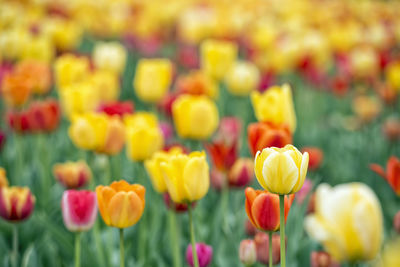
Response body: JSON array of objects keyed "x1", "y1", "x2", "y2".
[
  {"x1": 186, "y1": 243, "x2": 213, "y2": 267},
  {"x1": 145, "y1": 147, "x2": 183, "y2": 193},
  {"x1": 251, "y1": 84, "x2": 296, "y2": 133},
  {"x1": 1, "y1": 72, "x2": 32, "y2": 107},
  {"x1": 28, "y1": 99, "x2": 61, "y2": 132},
  {"x1": 245, "y1": 187, "x2": 294, "y2": 232},
  {"x1": 349, "y1": 46, "x2": 378, "y2": 79},
  {"x1": 239, "y1": 239, "x2": 257, "y2": 266},
  {"x1": 62, "y1": 190, "x2": 97, "y2": 232},
  {"x1": 228, "y1": 158, "x2": 254, "y2": 188},
  {"x1": 89, "y1": 69, "x2": 120, "y2": 103},
  {"x1": 248, "y1": 122, "x2": 293, "y2": 156},
  {"x1": 200, "y1": 39, "x2": 238, "y2": 80},
  {"x1": 172, "y1": 94, "x2": 219, "y2": 140},
  {"x1": 254, "y1": 232, "x2": 282, "y2": 265},
  {"x1": 305, "y1": 183, "x2": 383, "y2": 263},
  {"x1": 310, "y1": 251, "x2": 340, "y2": 267},
  {"x1": 0, "y1": 186, "x2": 35, "y2": 222},
  {"x1": 225, "y1": 61, "x2": 260, "y2": 96},
  {"x1": 53, "y1": 161, "x2": 92, "y2": 189},
  {"x1": 370, "y1": 156, "x2": 400, "y2": 195},
  {"x1": 134, "y1": 59, "x2": 173, "y2": 103},
  {"x1": 124, "y1": 112, "x2": 164, "y2": 161},
  {"x1": 161, "y1": 151, "x2": 210, "y2": 203},
  {"x1": 15, "y1": 60, "x2": 52, "y2": 95},
  {"x1": 0, "y1": 168, "x2": 8, "y2": 187},
  {"x1": 93, "y1": 41, "x2": 127, "y2": 74},
  {"x1": 20, "y1": 35, "x2": 55, "y2": 63},
  {"x1": 96, "y1": 180, "x2": 145, "y2": 228},
  {"x1": 42, "y1": 18, "x2": 83, "y2": 51},
  {"x1": 54, "y1": 54, "x2": 90, "y2": 89},
  {"x1": 254, "y1": 144, "x2": 309, "y2": 195}
]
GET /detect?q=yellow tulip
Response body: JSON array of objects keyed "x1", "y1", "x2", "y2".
[
  {"x1": 225, "y1": 61, "x2": 260, "y2": 96},
  {"x1": 144, "y1": 147, "x2": 183, "y2": 193},
  {"x1": 20, "y1": 35, "x2": 54, "y2": 63},
  {"x1": 379, "y1": 238, "x2": 400, "y2": 267},
  {"x1": 133, "y1": 59, "x2": 173, "y2": 103},
  {"x1": 93, "y1": 41, "x2": 127, "y2": 74},
  {"x1": 160, "y1": 151, "x2": 209, "y2": 203},
  {"x1": 124, "y1": 112, "x2": 164, "y2": 161},
  {"x1": 42, "y1": 18, "x2": 83, "y2": 51},
  {"x1": 200, "y1": 39, "x2": 238, "y2": 80},
  {"x1": 254, "y1": 144, "x2": 309, "y2": 195},
  {"x1": 251, "y1": 84, "x2": 296, "y2": 133},
  {"x1": 177, "y1": 7, "x2": 216, "y2": 44},
  {"x1": 172, "y1": 94, "x2": 219, "y2": 140},
  {"x1": 54, "y1": 54, "x2": 90, "y2": 89},
  {"x1": 305, "y1": 183, "x2": 383, "y2": 263},
  {"x1": 89, "y1": 70, "x2": 120, "y2": 103},
  {"x1": 349, "y1": 46, "x2": 378, "y2": 79},
  {"x1": 0, "y1": 28, "x2": 30, "y2": 61},
  {"x1": 385, "y1": 61, "x2": 400, "y2": 91}
]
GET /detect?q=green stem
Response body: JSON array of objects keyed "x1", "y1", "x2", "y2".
[
  {"x1": 168, "y1": 208, "x2": 182, "y2": 267},
  {"x1": 93, "y1": 221, "x2": 107, "y2": 267},
  {"x1": 12, "y1": 224, "x2": 18, "y2": 267},
  {"x1": 279, "y1": 195, "x2": 286, "y2": 267},
  {"x1": 75, "y1": 232, "x2": 81, "y2": 267},
  {"x1": 188, "y1": 205, "x2": 199, "y2": 267},
  {"x1": 120, "y1": 228, "x2": 124, "y2": 267},
  {"x1": 268, "y1": 231, "x2": 273, "y2": 267},
  {"x1": 221, "y1": 183, "x2": 230, "y2": 234},
  {"x1": 137, "y1": 162, "x2": 147, "y2": 263}
]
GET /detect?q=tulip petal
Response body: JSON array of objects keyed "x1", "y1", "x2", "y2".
[
  {"x1": 96, "y1": 186, "x2": 115, "y2": 226},
  {"x1": 291, "y1": 151, "x2": 309, "y2": 193},
  {"x1": 254, "y1": 149, "x2": 275, "y2": 191},
  {"x1": 108, "y1": 191, "x2": 144, "y2": 228},
  {"x1": 183, "y1": 156, "x2": 209, "y2": 202},
  {"x1": 251, "y1": 192, "x2": 280, "y2": 231}
]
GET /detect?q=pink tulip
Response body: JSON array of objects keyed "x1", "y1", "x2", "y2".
[
  {"x1": 62, "y1": 190, "x2": 97, "y2": 232},
  {"x1": 186, "y1": 243, "x2": 213, "y2": 267}
]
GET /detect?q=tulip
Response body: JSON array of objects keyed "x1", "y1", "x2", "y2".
[
  {"x1": 0, "y1": 168, "x2": 8, "y2": 187},
  {"x1": 161, "y1": 151, "x2": 210, "y2": 204},
  {"x1": 200, "y1": 39, "x2": 238, "y2": 80},
  {"x1": 172, "y1": 94, "x2": 219, "y2": 140},
  {"x1": 186, "y1": 243, "x2": 213, "y2": 267},
  {"x1": 225, "y1": 61, "x2": 260, "y2": 96},
  {"x1": 124, "y1": 112, "x2": 164, "y2": 161},
  {"x1": 382, "y1": 117, "x2": 400, "y2": 141},
  {"x1": 14, "y1": 60, "x2": 51, "y2": 95},
  {"x1": 96, "y1": 180, "x2": 145, "y2": 229},
  {"x1": 20, "y1": 35, "x2": 54, "y2": 63},
  {"x1": 305, "y1": 183, "x2": 383, "y2": 263},
  {"x1": 251, "y1": 84, "x2": 296, "y2": 133},
  {"x1": 385, "y1": 61, "x2": 400, "y2": 91},
  {"x1": 214, "y1": 117, "x2": 242, "y2": 145},
  {"x1": 98, "y1": 101, "x2": 134, "y2": 117},
  {"x1": 144, "y1": 147, "x2": 183, "y2": 193},
  {"x1": 254, "y1": 232, "x2": 282, "y2": 265},
  {"x1": 310, "y1": 251, "x2": 340, "y2": 267},
  {"x1": 245, "y1": 187, "x2": 294, "y2": 232},
  {"x1": 1, "y1": 72, "x2": 32, "y2": 107},
  {"x1": 228, "y1": 158, "x2": 254, "y2": 188},
  {"x1": 176, "y1": 70, "x2": 218, "y2": 99},
  {"x1": 59, "y1": 83, "x2": 99, "y2": 119},
  {"x1": 295, "y1": 179, "x2": 313, "y2": 205},
  {"x1": 254, "y1": 144, "x2": 309, "y2": 195},
  {"x1": 89, "y1": 69, "x2": 120, "y2": 103},
  {"x1": 349, "y1": 46, "x2": 379, "y2": 79},
  {"x1": 54, "y1": 54, "x2": 90, "y2": 89},
  {"x1": 61, "y1": 190, "x2": 97, "y2": 232},
  {"x1": 301, "y1": 147, "x2": 324, "y2": 171},
  {"x1": 352, "y1": 95, "x2": 381, "y2": 123},
  {"x1": 370, "y1": 156, "x2": 400, "y2": 195},
  {"x1": 42, "y1": 18, "x2": 83, "y2": 51},
  {"x1": 239, "y1": 239, "x2": 257, "y2": 266},
  {"x1": 53, "y1": 161, "x2": 92, "y2": 189},
  {"x1": 134, "y1": 58, "x2": 173, "y2": 103},
  {"x1": 93, "y1": 41, "x2": 127, "y2": 74},
  {"x1": 380, "y1": 238, "x2": 400, "y2": 267},
  {"x1": 7, "y1": 110, "x2": 31, "y2": 134},
  {"x1": 0, "y1": 186, "x2": 35, "y2": 222},
  {"x1": 394, "y1": 211, "x2": 400, "y2": 234},
  {"x1": 28, "y1": 99, "x2": 61, "y2": 132},
  {"x1": 210, "y1": 168, "x2": 226, "y2": 191},
  {"x1": 247, "y1": 122, "x2": 292, "y2": 156}
]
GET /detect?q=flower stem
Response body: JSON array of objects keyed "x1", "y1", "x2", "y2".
[
  {"x1": 12, "y1": 224, "x2": 18, "y2": 267},
  {"x1": 268, "y1": 231, "x2": 273, "y2": 267},
  {"x1": 75, "y1": 232, "x2": 81, "y2": 267},
  {"x1": 188, "y1": 204, "x2": 199, "y2": 267},
  {"x1": 221, "y1": 183, "x2": 230, "y2": 234},
  {"x1": 120, "y1": 228, "x2": 124, "y2": 267},
  {"x1": 168, "y1": 208, "x2": 182, "y2": 267},
  {"x1": 279, "y1": 195, "x2": 286, "y2": 267}
]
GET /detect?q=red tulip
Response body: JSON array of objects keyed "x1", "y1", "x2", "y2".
[
  {"x1": 370, "y1": 156, "x2": 400, "y2": 195},
  {"x1": 0, "y1": 186, "x2": 35, "y2": 222},
  {"x1": 98, "y1": 101, "x2": 134, "y2": 117},
  {"x1": 301, "y1": 147, "x2": 324, "y2": 170},
  {"x1": 228, "y1": 158, "x2": 254, "y2": 188}
]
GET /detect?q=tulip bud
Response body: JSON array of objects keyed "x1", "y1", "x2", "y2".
[
  {"x1": 254, "y1": 232, "x2": 282, "y2": 265},
  {"x1": 53, "y1": 161, "x2": 92, "y2": 189},
  {"x1": 225, "y1": 61, "x2": 260, "y2": 96},
  {"x1": 228, "y1": 158, "x2": 254, "y2": 188},
  {"x1": 62, "y1": 190, "x2": 97, "y2": 232},
  {"x1": 93, "y1": 41, "x2": 127, "y2": 74},
  {"x1": 186, "y1": 243, "x2": 213, "y2": 267},
  {"x1": 310, "y1": 251, "x2": 340, "y2": 267},
  {"x1": 394, "y1": 211, "x2": 400, "y2": 234},
  {"x1": 0, "y1": 168, "x2": 8, "y2": 187},
  {"x1": 0, "y1": 186, "x2": 35, "y2": 222},
  {"x1": 301, "y1": 147, "x2": 324, "y2": 170},
  {"x1": 239, "y1": 239, "x2": 257, "y2": 266}
]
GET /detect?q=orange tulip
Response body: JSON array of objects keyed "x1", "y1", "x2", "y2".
[
  {"x1": 370, "y1": 156, "x2": 400, "y2": 195},
  {"x1": 1, "y1": 72, "x2": 32, "y2": 107},
  {"x1": 96, "y1": 180, "x2": 145, "y2": 228},
  {"x1": 245, "y1": 187, "x2": 294, "y2": 232},
  {"x1": 15, "y1": 60, "x2": 52, "y2": 95}
]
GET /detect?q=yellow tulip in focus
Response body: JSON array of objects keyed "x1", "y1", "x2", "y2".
[
  {"x1": 385, "y1": 61, "x2": 400, "y2": 91},
  {"x1": 93, "y1": 41, "x2": 127, "y2": 74},
  {"x1": 251, "y1": 84, "x2": 296, "y2": 133},
  {"x1": 254, "y1": 144, "x2": 309, "y2": 195},
  {"x1": 172, "y1": 94, "x2": 219, "y2": 140},
  {"x1": 305, "y1": 183, "x2": 383, "y2": 263},
  {"x1": 59, "y1": 83, "x2": 99, "y2": 119},
  {"x1": 134, "y1": 59, "x2": 173, "y2": 103},
  {"x1": 89, "y1": 70, "x2": 120, "y2": 103},
  {"x1": 200, "y1": 39, "x2": 238, "y2": 80},
  {"x1": 54, "y1": 54, "x2": 90, "y2": 89},
  {"x1": 144, "y1": 147, "x2": 183, "y2": 193},
  {"x1": 124, "y1": 112, "x2": 164, "y2": 161},
  {"x1": 225, "y1": 61, "x2": 260, "y2": 96},
  {"x1": 160, "y1": 151, "x2": 209, "y2": 203}
]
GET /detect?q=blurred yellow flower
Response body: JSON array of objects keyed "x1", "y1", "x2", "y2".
[
  {"x1": 251, "y1": 84, "x2": 296, "y2": 133},
  {"x1": 385, "y1": 61, "x2": 400, "y2": 91},
  {"x1": 200, "y1": 39, "x2": 238, "y2": 80},
  {"x1": 20, "y1": 35, "x2": 54, "y2": 63},
  {"x1": 59, "y1": 83, "x2": 99, "y2": 119},
  {"x1": 54, "y1": 54, "x2": 90, "y2": 89},
  {"x1": 124, "y1": 112, "x2": 164, "y2": 161},
  {"x1": 378, "y1": 238, "x2": 400, "y2": 267},
  {"x1": 0, "y1": 168, "x2": 8, "y2": 187},
  {"x1": 225, "y1": 61, "x2": 260, "y2": 96},
  {"x1": 89, "y1": 70, "x2": 120, "y2": 103},
  {"x1": 42, "y1": 18, "x2": 83, "y2": 51},
  {"x1": 178, "y1": 7, "x2": 216, "y2": 44},
  {"x1": 93, "y1": 41, "x2": 127, "y2": 74},
  {"x1": 0, "y1": 28, "x2": 30, "y2": 60},
  {"x1": 305, "y1": 183, "x2": 383, "y2": 263},
  {"x1": 349, "y1": 46, "x2": 378, "y2": 79},
  {"x1": 172, "y1": 94, "x2": 219, "y2": 140},
  {"x1": 254, "y1": 144, "x2": 309, "y2": 195},
  {"x1": 134, "y1": 59, "x2": 173, "y2": 103},
  {"x1": 161, "y1": 151, "x2": 209, "y2": 203}
]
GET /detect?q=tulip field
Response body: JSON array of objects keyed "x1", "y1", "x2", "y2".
[{"x1": 1, "y1": 0, "x2": 400, "y2": 267}]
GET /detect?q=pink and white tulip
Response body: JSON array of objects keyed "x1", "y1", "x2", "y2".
[{"x1": 62, "y1": 190, "x2": 97, "y2": 232}]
